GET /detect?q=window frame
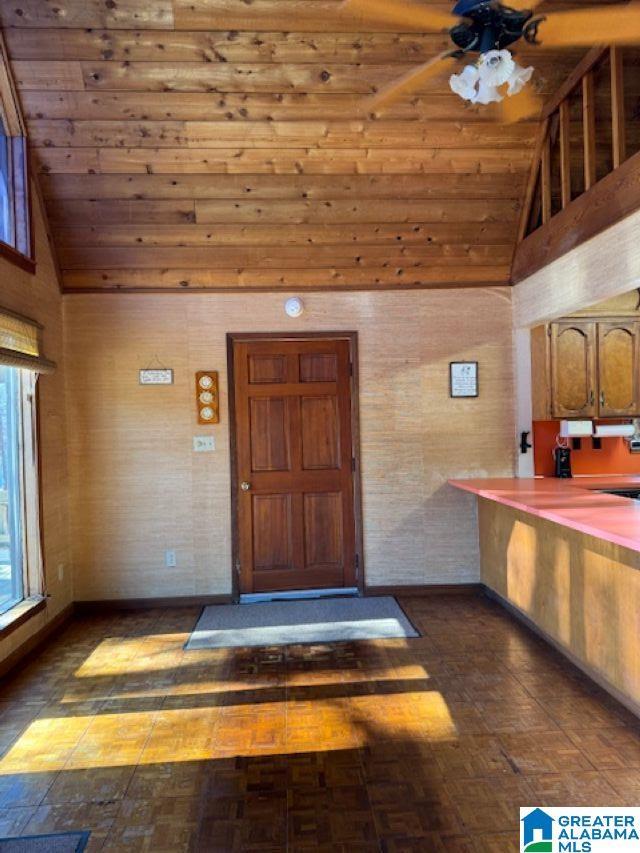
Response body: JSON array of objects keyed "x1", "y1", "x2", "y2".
[
  {"x1": 0, "y1": 366, "x2": 43, "y2": 617},
  {"x1": 0, "y1": 33, "x2": 34, "y2": 274},
  {"x1": 0, "y1": 366, "x2": 24, "y2": 615}
]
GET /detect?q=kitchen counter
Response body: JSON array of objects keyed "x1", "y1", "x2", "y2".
[
  {"x1": 451, "y1": 475, "x2": 640, "y2": 715},
  {"x1": 449, "y1": 475, "x2": 640, "y2": 556}
]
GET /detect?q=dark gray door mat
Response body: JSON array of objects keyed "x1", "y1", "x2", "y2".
[
  {"x1": 185, "y1": 595, "x2": 419, "y2": 649},
  {"x1": 0, "y1": 832, "x2": 90, "y2": 852}
]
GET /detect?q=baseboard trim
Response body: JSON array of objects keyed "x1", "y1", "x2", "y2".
[
  {"x1": 483, "y1": 585, "x2": 640, "y2": 720},
  {"x1": 0, "y1": 601, "x2": 75, "y2": 680},
  {"x1": 365, "y1": 583, "x2": 482, "y2": 597},
  {"x1": 76, "y1": 588, "x2": 482, "y2": 610},
  {"x1": 75, "y1": 594, "x2": 233, "y2": 612}
]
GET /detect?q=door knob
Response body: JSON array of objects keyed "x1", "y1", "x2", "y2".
[{"x1": 240, "y1": 481, "x2": 251, "y2": 491}]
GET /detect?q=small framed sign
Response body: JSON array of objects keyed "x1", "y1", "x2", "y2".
[
  {"x1": 449, "y1": 361, "x2": 478, "y2": 398},
  {"x1": 139, "y1": 368, "x2": 173, "y2": 385}
]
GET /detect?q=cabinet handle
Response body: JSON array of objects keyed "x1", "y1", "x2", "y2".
[
  {"x1": 590, "y1": 390, "x2": 594, "y2": 406},
  {"x1": 600, "y1": 391, "x2": 606, "y2": 407}
]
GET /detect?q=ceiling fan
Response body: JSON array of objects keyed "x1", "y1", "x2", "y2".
[{"x1": 342, "y1": 0, "x2": 640, "y2": 119}]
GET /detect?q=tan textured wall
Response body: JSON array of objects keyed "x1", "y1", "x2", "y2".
[
  {"x1": 514, "y1": 207, "x2": 640, "y2": 328},
  {"x1": 0, "y1": 190, "x2": 71, "y2": 661},
  {"x1": 64, "y1": 287, "x2": 515, "y2": 600},
  {"x1": 478, "y1": 498, "x2": 640, "y2": 711}
]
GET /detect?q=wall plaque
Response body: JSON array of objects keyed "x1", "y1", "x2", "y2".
[
  {"x1": 449, "y1": 361, "x2": 478, "y2": 398},
  {"x1": 139, "y1": 368, "x2": 173, "y2": 385}
]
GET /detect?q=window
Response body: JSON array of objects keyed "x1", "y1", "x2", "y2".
[
  {"x1": 0, "y1": 367, "x2": 24, "y2": 613},
  {"x1": 0, "y1": 367, "x2": 40, "y2": 614},
  {"x1": 0, "y1": 34, "x2": 32, "y2": 271},
  {"x1": 0, "y1": 308, "x2": 54, "y2": 617},
  {"x1": 0, "y1": 122, "x2": 11, "y2": 247}
]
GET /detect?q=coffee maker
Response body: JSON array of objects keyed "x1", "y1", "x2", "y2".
[{"x1": 553, "y1": 445, "x2": 572, "y2": 478}]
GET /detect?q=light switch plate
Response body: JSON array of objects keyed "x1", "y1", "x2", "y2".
[{"x1": 193, "y1": 435, "x2": 215, "y2": 452}]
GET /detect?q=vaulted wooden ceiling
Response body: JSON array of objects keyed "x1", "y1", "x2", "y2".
[{"x1": 0, "y1": 1, "x2": 597, "y2": 293}]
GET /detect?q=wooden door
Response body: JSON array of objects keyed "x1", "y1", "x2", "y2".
[
  {"x1": 597, "y1": 321, "x2": 640, "y2": 416},
  {"x1": 550, "y1": 321, "x2": 597, "y2": 418},
  {"x1": 232, "y1": 337, "x2": 357, "y2": 594}
]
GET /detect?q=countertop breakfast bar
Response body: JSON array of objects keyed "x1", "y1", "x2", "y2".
[{"x1": 449, "y1": 476, "x2": 640, "y2": 715}]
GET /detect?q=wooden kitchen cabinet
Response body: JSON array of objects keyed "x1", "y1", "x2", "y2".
[
  {"x1": 597, "y1": 321, "x2": 640, "y2": 416},
  {"x1": 531, "y1": 318, "x2": 640, "y2": 419},
  {"x1": 550, "y1": 321, "x2": 597, "y2": 418}
]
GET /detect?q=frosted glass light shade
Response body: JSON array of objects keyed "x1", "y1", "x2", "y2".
[
  {"x1": 507, "y1": 63, "x2": 534, "y2": 95},
  {"x1": 449, "y1": 64, "x2": 479, "y2": 101},
  {"x1": 448, "y1": 50, "x2": 535, "y2": 105},
  {"x1": 477, "y1": 50, "x2": 514, "y2": 87}
]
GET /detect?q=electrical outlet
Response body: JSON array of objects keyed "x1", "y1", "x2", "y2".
[
  {"x1": 165, "y1": 550, "x2": 177, "y2": 568},
  {"x1": 57, "y1": 563, "x2": 64, "y2": 582}
]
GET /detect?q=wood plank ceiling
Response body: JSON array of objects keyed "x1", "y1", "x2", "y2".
[{"x1": 0, "y1": 0, "x2": 594, "y2": 293}]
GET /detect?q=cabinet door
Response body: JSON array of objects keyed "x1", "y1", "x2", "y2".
[
  {"x1": 530, "y1": 325, "x2": 552, "y2": 420},
  {"x1": 597, "y1": 321, "x2": 640, "y2": 416},
  {"x1": 550, "y1": 322, "x2": 597, "y2": 418}
]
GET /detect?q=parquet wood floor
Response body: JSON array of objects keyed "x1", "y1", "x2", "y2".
[{"x1": 0, "y1": 594, "x2": 636, "y2": 851}]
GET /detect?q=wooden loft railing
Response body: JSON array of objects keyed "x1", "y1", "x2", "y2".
[{"x1": 512, "y1": 45, "x2": 640, "y2": 283}]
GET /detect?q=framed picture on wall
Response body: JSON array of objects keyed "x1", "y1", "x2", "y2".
[{"x1": 449, "y1": 361, "x2": 478, "y2": 398}]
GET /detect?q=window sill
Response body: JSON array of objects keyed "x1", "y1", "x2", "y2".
[
  {"x1": 0, "y1": 596, "x2": 46, "y2": 640},
  {"x1": 0, "y1": 241, "x2": 35, "y2": 274}
]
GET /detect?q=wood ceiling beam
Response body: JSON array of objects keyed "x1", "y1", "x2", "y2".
[
  {"x1": 44, "y1": 197, "x2": 520, "y2": 227},
  {"x1": 34, "y1": 146, "x2": 533, "y2": 176},
  {"x1": 51, "y1": 222, "x2": 518, "y2": 248},
  {"x1": 39, "y1": 173, "x2": 527, "y2": 201},
  {"x1": 4, "y1": 29, "x2": 453, "y2": 63},
  {"x1": 57, "y1": 243, "x2": 514, "y2": 269},
  {"x1": 4, "y1": 28, "x2": 581, "y2": 66},
  {"x1": 26, "y1": 119, "x2": 537, "y2": 149},
  {"x1": 61, "y1": 265, "x2": 511, "y2": 291}
]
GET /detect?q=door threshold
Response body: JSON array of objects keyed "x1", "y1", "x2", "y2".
[{"x1": 240, "y1": 588, "x2": 359, "y2": 604}]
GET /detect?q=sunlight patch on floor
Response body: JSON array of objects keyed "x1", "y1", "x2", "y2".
[
  {"x1": 73, "y1": 635, "x2": 187, "y2": 678},
  {"x1": 0, "y1": 686, "x2": 457, "y2": 773}
]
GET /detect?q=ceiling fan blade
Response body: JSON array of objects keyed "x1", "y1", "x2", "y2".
[
  {"x1": 496, "y1": 86, "x2": 543, "y2": 124},
  {"x1": 369, "y1": 51, "x2": 459, "y2": 111},
  {"x1": 537, "y1": 4, "x2": 640, "y2": 47},
  {"x1": 502, "y1": 0, "x2": 545, "y2": 10},
  {"x1": 340, "y1": 0, "x2": 458, "y2": 32}
]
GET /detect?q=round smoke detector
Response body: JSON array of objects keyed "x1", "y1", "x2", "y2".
[{"x1": 284, "y1": 297, "x2": 304, "y2": 318}]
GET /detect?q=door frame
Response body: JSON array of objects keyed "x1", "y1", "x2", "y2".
[{"x1": 226, "y1": 331, "x2": 364, "y2": 601}]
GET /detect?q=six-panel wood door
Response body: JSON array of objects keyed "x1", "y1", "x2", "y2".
[
  {"x1": 597, "y1": 321, "x2": 640, "y2": 417},
  {"x1": 232, "y1": 337, "x2": 357, "y2": 594},
  {"x1": 550, "y1": 321, "x2": 597, "y2": 418}
]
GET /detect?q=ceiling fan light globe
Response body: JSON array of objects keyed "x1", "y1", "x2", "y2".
[
  {"x1": 478, "y1": 49, "x2": 515, "y2": 87},
  {"x1": 475, "y1": 80, "x2": 504, "y2": 104},
  {"x1": 506, "y1": 62, "x2": 534, "y2": 96},
  {"x1": 449, "y1": 64, "x2": 480, "y2": 101}
]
